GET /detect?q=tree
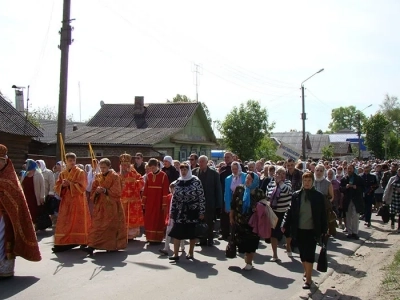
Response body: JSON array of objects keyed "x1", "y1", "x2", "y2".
[
  {"x1": 321, "y1": 144, "x2": 334, "y2": 160},
  {"x1": 27, "y1": 105, "x2": 74, "y2": 127},
  {"x1": 219, "y1": 100, "x2": 275, "y2": 160},
  {"x1": 255, "y1": 137, "x2": 281, "y2": 161},
  {"x1": 316, "y1": 129, "x2": 324, "y2": 134},
  {"x1": 384, "y1": 131, "x2": 400, "y2": 159},
  {"x1": 167, "y1": 94, "x2": 212, "y2": 126},
  {"x1": 328, "y1": 106, "x2": 367, "y2": 132},
  {"x1": 363, "y1": 113, "x2": 389, "y2": 159}
]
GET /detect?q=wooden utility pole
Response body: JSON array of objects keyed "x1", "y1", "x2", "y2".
[{"x1": 56, "y1": 0, "x2": 73, "y2": 161}]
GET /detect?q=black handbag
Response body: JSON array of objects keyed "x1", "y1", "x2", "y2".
[
  {"x1": 378, "y1": 205, "x2": 390, "y2": 224},
  {"x1": 317, "y1": 237, "x2": 328, "y2": 272},
  {"x1": 225, "y1": 226, "x2": 237, "y2": 258},
  {"x1": 195, "y1": 221, "x2": 209, "y2": 239},
  {"x1": 35, "y1": 207, "x2": 52, "y2": 230}
]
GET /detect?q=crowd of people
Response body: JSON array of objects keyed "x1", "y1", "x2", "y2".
[{"x1": 1, "y1": 143, "x2": 400, "y2": 290}]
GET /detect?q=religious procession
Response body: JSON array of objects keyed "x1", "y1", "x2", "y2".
[{"x1": 1, "y1": 141, "x2": 400, "y2": 292}]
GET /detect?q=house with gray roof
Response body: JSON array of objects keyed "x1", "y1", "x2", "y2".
[
  {"x1": 0, "y1": 95, "x2": 43, "y2": 169},
  {"x1": 36, "y1": 97, "x2": 217, "y2": 161}
]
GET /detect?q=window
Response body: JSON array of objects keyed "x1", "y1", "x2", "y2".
[
  {"x1": 87, "y1": 150, "x2": 104, "y2": 157},
  {"x1": 179, "y1": 150, "x2": 187, "y2": 162}
]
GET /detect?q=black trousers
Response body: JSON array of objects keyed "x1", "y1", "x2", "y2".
[
  {"x1": 220, "y1": 205, "x2": 230, "y2": 238},
  {"x1": 200, "y1": 215, "x2": 215, "y2": 243}
]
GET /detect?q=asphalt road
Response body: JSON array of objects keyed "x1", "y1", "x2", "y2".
[{"x1": 0, "y1": 219, "x2": 378, "y2": 300}]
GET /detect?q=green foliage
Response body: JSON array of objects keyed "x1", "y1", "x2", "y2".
[
  {"x1": 255, "y1": 137, "x2": 281, "y2": 161},
  {"x1": 27, "y1": 105, "x2": 74, "y2": 127},
  {"x1": 316, "y1": 129, "x2": 324, "y2": 134},
  {"x1": 384, "y1": 132, "x2": 400, "y2": 159},
  {"x1": 321, "y1": 144, "x2": 334, "y2": 160},
  {"x1": 168, "y1": 94, "x2": 212, "y2": 126},
  {"x1": 328, "y1": 106, "x2": 367, "y2": 132},
  {"x1": 219, "y1": 100, "x2": 275, "y2": 160},
  {"x1": 364, "y1": 113, "x2": 389, "y2": 159}
]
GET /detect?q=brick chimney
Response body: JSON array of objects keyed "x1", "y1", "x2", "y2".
[{"x1": 134, "y1": 96, "x2": 145, "y2": 114}]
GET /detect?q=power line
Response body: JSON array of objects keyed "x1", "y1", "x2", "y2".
[{"x1": 306, "y1": 88, "x2": 333, "y2": 110}]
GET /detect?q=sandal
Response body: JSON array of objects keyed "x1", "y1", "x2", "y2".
[
  {"x1": 186, "y1": 254, "x2": 194, "y2": 260},
  {"x1": 168, "y1": 256, "x2": 179, "y2": 261},
  {"x1": 302, "y1": 282, "x2": 311, "y2": 289}
]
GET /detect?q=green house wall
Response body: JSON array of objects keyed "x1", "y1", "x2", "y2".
[{"x1": 153, "y1": 107, "x2": 216, "y2": 161}]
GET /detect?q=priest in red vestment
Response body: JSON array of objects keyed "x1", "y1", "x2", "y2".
[
  {"x1": 119, "y1": 153, "x2": 144, "y2": 240},
  {"x1": 0, "y1": 144, "x2": 41, "y2": 278},
  {"x1": 53, "y1": 152, "x2": 91, "y2": 252},
  {"x1": 142, "y1": 158, "x2": 169, "y2": 244}
]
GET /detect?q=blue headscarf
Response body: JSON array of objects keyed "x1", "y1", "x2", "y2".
[
  {"x1": 21, "y1": 159, "x2": 40, "y2": 182},
  {"x1": 242, "y1": 172, "x2": 260, "y2": 214}
]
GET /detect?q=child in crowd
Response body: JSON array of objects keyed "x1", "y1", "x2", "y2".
[{"x1": 159, "y1": 182, "x2": 185, "y2": 255}]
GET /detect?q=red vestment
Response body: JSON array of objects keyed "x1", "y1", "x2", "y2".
[
  {"x1": 54, "y1": 166, "x2": 91, "y2": 245},
  {"x1": 0, "y1": 159, "x2": 41, "y2": 270},
  {"x1": 143, "y1": 171, "x2": 169, "y2": 242},
  {"x1": 120, "y1": 169, "x2": 144, "y2": 238},
  {"x1": 89, "y1": 170, "x2": 127, "y2": 250}
]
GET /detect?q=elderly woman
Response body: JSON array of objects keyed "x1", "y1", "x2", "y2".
[
  {"x1": 383, "y1": 167, "x2": 400, "y2": 232},
  {"x1": 230, "y1": 172, "x2": 264, "y2": 270},
  {"x1": 282, "y1": 172, "x2": 327, "y2": 289},
  {"x1": 327, "y1": 169, "x2": 344, "y2": 229},
  {"x1": 21, "y1": 159, "x2": 45, "y2": 228},
  {"x1": 83, "y1": 158, "x2": 127, "y2": 256},
  {"x1": 168, "y1": 162, "x2": 205, "y2": 261},
  {"x1": 224, "y1": 162, "x2": 247, "y2": 214}
]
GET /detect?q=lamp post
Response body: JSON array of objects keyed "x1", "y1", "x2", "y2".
[
  {"x1": 357, "y1": 104, "x2": 372, "y2": 160},
  {"x1": 301, "y1": 68, "x2": 324, "y2": 159}
]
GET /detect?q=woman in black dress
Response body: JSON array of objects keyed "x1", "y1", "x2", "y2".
[
  {"x1": 229, "y1": 172, "x2": 264, "y2": 270},
  {"x1": 168, "y1": 162, "x2": 205, "y2": 261},
  {"x1": 281, "y1": 171, "x2": 327, "y2": 289}
]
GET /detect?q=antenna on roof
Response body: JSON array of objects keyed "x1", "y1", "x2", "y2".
[{"x1": 100, "y1": 100, "x2": 105, "y2": 107}]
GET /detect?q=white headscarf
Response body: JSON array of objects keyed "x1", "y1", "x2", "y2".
[
  {"x1": 36, "y1": 160, "x2": 47, "y2": 172},
  {"x1": 231, "y1": 161, "x2": 242, "y2": 178},
  {"x1": 178, "y1": 161, "x2": 194, "y2": 181}
]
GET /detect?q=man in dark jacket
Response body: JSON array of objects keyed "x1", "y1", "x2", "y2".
[
  {"x1": 340, "y1": 165, "x2": 365, "y2": 239},
  {"x1": 192, "y1": 155, "x2": 222, "y2": 246},
  {"x1": 133, "y1": 152, "x2": 146, "y2": 176},
  {"x1": 161, "y1": 156, "x2": 179, "y2": 185},
  {"x1": 361, "y1": 164, "x2": 378, "y2": 227},
  {"x1": 381, "y1": 162, "x2": 398, "y2": 190}
]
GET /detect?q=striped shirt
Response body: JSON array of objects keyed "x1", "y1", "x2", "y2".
[{"x1": 267, "y1": 179, "x2": 293, "y2": 213}]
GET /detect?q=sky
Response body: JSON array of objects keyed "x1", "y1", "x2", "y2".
[{"x1": 1, "y1": 0, "x2": 399, "y2": 136}]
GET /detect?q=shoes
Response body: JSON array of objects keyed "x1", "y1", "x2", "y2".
[
  {"x1": 287, "y1": 252, "x2": 293, "y2": 257},
  {"x1": 367, "y1": 223, "x2": 371, "y2": 228},
  {"x1": 270, "y1": 257, "x2": 280, "y2": 262},
  {"x1": 207, "y1": 240, "x2": 214, "y2": 246},
  {"x1": 243, "y1": 264, "x2": 254, "y2": 271},
  {"x1": 352, "y1": 234, "x2": 360, "y2": 240},
  {"x1": 346, "y1": 234, "x2": 353, "y2": 239},
  {"x1": 82, "y1": 247, "x2": 94, "y2": 256},
  {"x1": 159, "y1": 249, "x2": 169, "y2": 256},
  {"x1": 302, "y1": 282, "x2": 311, "y2": 289},
  {"x1": 391, "y1": 224, "x2": 395, "y2": 230},
  {"x1": 168, "y1": 256, "x2": 179, "y2": 261},
  {"x1": 186, "y1": 254, "x2": 194, "y2": 260}
]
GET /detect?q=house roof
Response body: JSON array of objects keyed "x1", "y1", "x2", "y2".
[
  {"x1": 271, "y1": 132, "x2": 311, "y2": 151},
  {"x1": 329, "y1": 133, "x2": 360, "y2": 142},
  {"x1": 331, "y1": 142, "x2": 352, "y2": 155},
  {"x1": 0, "y1": 95, "x2": 43, "y2": 137},
  {"x1": 37, "y1": 119, "x2": 87, "y2": 143},
  {"x1": 46, "y1": 126, "x2": 182, "y2": 146},
  {"x1": 309, "y1": 134, "x2": 330, "y2": 154},
  {"x1": 87, "y1": 102, "x2": 200, "y2": 128}
]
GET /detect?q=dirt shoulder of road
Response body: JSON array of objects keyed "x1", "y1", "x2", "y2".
[{"x1": 309, "y1": 223, "x2": 400, "y2": 300}]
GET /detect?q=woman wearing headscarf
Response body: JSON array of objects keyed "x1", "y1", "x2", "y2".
[
  {"x1": 36, "y1": 160, "x2": 55, "y2": 201},
  {"x1": 327, "y1": 169, "x2": 344, "y2": 229},
  {"x1": 168, "y1": 162, "x2": 206, "y2": 261},
  {"x1": 383, "y1": 167, "x2": 400, "y2": 232},
  {"x1": 21, "y1": 159, "x2": 45, "y2": 228},
  {"x1": 281, "y1": 172, "x2": 327, "y2": 289},
  {"x1": 229, "y1": 172, "x2": 264, "y2": 270},
  {"x1": 224, "y1": 162, "x2": 247, "y2": 214}
]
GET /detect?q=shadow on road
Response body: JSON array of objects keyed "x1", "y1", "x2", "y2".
[
  {"x1": 0, "y1": 276, "x2": 40, "y2": 300},
  {"x1": 51, "y1": 248, "x2": 89, "y2": 274},
  {"x1": 310, "y1": 288, "x2": 363, "y2": 300},
  {"x1": 170, "y1": 258, "x2": 218, "y2": 279},
  {"x1": 228, "y1": 266, "x2": 295, "y2": 288}
]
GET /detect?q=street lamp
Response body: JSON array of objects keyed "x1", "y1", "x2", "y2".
[
  {"x1": 357, "y1": 104, "x2": 372, "y2": 160},
  {"x1": 301, "y1": 68, "x2": 324, "y2": 159}
]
